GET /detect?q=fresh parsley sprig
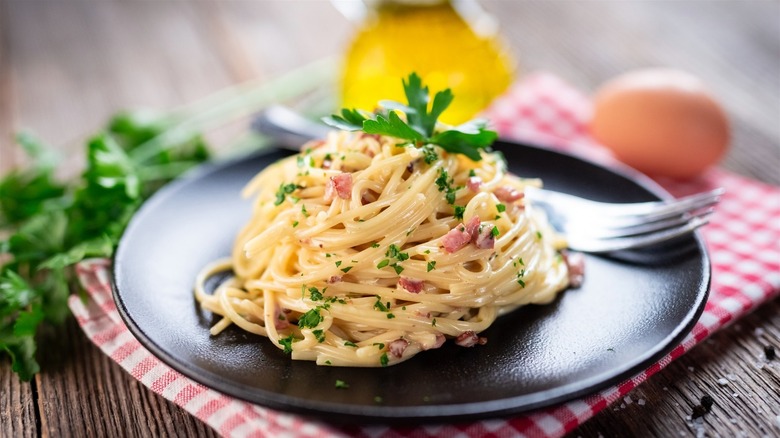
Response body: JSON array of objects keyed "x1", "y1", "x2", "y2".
[
  {"x1": 0, "y1": 115, "x2": 210, "y2": 381},
  {"x1": 322, "y1": 73, "x2": 497, "y2": 161}
]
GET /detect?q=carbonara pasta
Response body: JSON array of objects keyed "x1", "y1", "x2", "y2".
[{"x1": 195, "y1": 131, "x2": 573, "y2": 367}]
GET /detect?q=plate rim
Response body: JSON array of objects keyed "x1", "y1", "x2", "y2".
[{"x1": 111, "y1": 139, "x2": 710, "y2": 423}]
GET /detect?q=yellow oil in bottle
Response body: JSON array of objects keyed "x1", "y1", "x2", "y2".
[{"x1": 340, "y1": 0, "x2": 516, "y2": 124}]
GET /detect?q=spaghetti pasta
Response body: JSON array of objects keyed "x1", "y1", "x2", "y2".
[{"x1": 194, "y1": 131, "x2": 572, "y2": 367}]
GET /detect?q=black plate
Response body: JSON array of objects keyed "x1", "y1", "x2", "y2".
[{"x1": 112, "y1": 140, "x2": 710, "y2": 424}]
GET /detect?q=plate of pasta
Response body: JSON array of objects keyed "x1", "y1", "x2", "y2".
[
  {"x1": 112, "y1": 137, "x2": 709, "y2": 423},
  {"x1": 112, "y1": 73, "x2": 708, "y2": 423}
]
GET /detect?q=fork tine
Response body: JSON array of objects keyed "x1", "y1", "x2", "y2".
[
  {"x1": 594, "y1": 188, "x2": 724, "y2": 220},
  {"x1": 566, "y1": 216, "x2": 710, "y2": 253},
  {"x1": 568, "y1": 208, "x2": 715, "y2": 240}
]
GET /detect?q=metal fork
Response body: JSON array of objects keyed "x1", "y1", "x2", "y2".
[
  {"x1": 252, "y1": 105, "x2": 723, "y2": 254},
  {"x1": 525, "y1": 187, "x2": 722, "y2": 253}
]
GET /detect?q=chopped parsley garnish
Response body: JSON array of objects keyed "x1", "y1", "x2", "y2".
[
  {"x1": 427, "y1": 261, "x2": 436, "y2": 272},
  {"x1": 378, "y1": 244, "x2": 408, "y2": 274},
  {"x1": 432, "y1": 318, "x2": 437, "y2": 327},
  {"x1": 344, "y1": 341, "x2": 358, "y2": 348},
  {"x1": 301, "y1": 204, "x2": 309, "y2": 217},
  {"x1": 387, "y1": 313, "x2": 396, "y2": 319},
  {"x1": 536, "y1": 231, "x2": 543, "y2": 240},
  {"x1": 491, "y1": 226, "x2": 500, "y2": 237},
  {"x1": 340, "y1": 266, "x2": 353, "y2": 273},
  {"x1": 308, "y1": 287, "x2": 323, "y2": 301},
  {"x1": 380, "y1": 353, "x2": 389, "y2": 367},
  {"x1": 496, "y1": 203, "x2": 506, "y2": 213},
  {"x1": 335, "y1": 260, "x2": 342, "y2": 267},
  {"x1": 322, "y1": 73, "x2": 497, "y2": 161},
  {"x1": 373, "y1": 343, "x2": 385, "y2": 349},
  {"x1": 374, "y1": 297, "x2": 391, "y2": 312},
  {"x1": 435, "y1": 169, "x2": 449, "y2": 192},
  {"x1": 469, "y1": 169, "x2": 477, "y2": 177},
  {"x1": 278, "y1": 334, "x2": 296, "y2": 354},
  {"x1": 313, "y1": 329, "x2": 326, "y2": 343},
  {"x1": 435, "y1": 168, "x2": 457, "y2": 204},
  {"x1": 516, "y1": 268, "x2": 526, "y2": 288},
  {"x1": 446, "y1": 189, "x2": 457, "y2": 205},
  {"x1": 370, "y1": 242, "x2": 380, "y2": 248},
  {"x1": 325, "y1": 295, "x2": 346, "y2": 305},
  {"x1": 453, "y1": 205, "x2": 465, "y2": 220},
  {"x1": 422, "y1": 145, "x2": 438, "y2": 164},
  {"x1": 297, "y1": 308, "x2": 323, "y2": 329},
  {"x1": 292, "y1": 221, "x2": 299, "y2": 227},
  {"x1": 274, "y1": 182, "x2": 298, "y2": 206},
  {"x1": 335, "y1": 379, "x2": 349, "y2": 389},
  {"x1": 385, "y1": 244, "x2": 406, "y2": 260}
]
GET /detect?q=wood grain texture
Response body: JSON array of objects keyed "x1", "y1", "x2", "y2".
[
  {"x1": 0, "y1": 359, "x2": 37, "y2": 438},
  {"x1": 1, "y1": 1, "x2": 778, "y2": 437},
  {"x1": 32, "y1": 319, "x2": 218, "y2": 438},
  {"x1": 574, "y1": 298, "x2": 780, "y2": 438}
]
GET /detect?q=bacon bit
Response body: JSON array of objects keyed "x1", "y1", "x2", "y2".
[
  {"x1": 562, "y1": 251, "x2": 585, "y2": 288},
  {"x1": 328, "y1": 275, "x2": 343, "y2": 284},
  {"x1": 494, "y1": 186, "x2": 524, "y2": 203},
  {"x1": 465, "y1": 216, "x2": 481, "y2": 239},
  {"x1": 455, "y1": 331, "x2": 487, "y2": 348},
  {"x1": 442, "y1": 225, "x2": 471, "y2": 253},
  {"x1": 389, "y1": 339, "x2": 409, "y2": 358},
  {"x1": 325, "y1": 173, "x2": 353, "y2": 201},
  {"x1": 398, "y1": 277, "x2": 424, "y2": 293},
  {"x1": 474, "y1": 224, "x2": 496, "y2": 250},
  {"x1": 467, "y1": 176, "x2": 482, "y2": 192}
]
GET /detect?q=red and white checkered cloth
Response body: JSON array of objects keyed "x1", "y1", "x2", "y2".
[{"x1": 69, "y1": 73, "x2": 780, "y2": 438}]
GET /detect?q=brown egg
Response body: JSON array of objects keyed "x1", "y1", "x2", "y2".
[{"x1": 590, "y1": 69, "x2": 730, "y2": 179}]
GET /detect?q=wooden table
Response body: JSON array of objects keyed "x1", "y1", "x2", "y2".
[{"x1": 2, "y1": 1, "x2": 778, "y2": 436}]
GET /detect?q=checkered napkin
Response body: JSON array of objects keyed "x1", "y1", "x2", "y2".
[{"x1": 69, "y1": 73, "x2": 780, "y2": 438}]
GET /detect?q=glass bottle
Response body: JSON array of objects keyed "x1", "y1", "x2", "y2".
[{"x1": 339, "y1": 0, "x2": 516, "y2": 124}]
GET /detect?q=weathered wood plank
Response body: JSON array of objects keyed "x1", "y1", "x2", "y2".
[
  {"x1": 34, "y1": 318, "x2": 218, "y2": 438},
  {"x1": 0, "y1": 363, "x2": 37, "y2": 438},
  {"x1": 574, "y1": 298, "x2": 780, "y2": 437}
]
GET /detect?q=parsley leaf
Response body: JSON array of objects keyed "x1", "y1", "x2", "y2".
[
  {"x1": 363, "y1": 111, "x2": 424, "y2": 141},
  {"x1": 297, "y1": 308, "x2": 323, "y2": 329},
  {"x1": 278, "y1": 334, "x2": 296, "y2": 354},
  {"x1": 1, "y1": 113, "x2": 210, "y2": 381},
  {"x1": 321, "y1": 108, "x2": 370, "y2": 131},
  {"x1": 323, "y1": 73, "x2": 496, "y2": 161}
]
